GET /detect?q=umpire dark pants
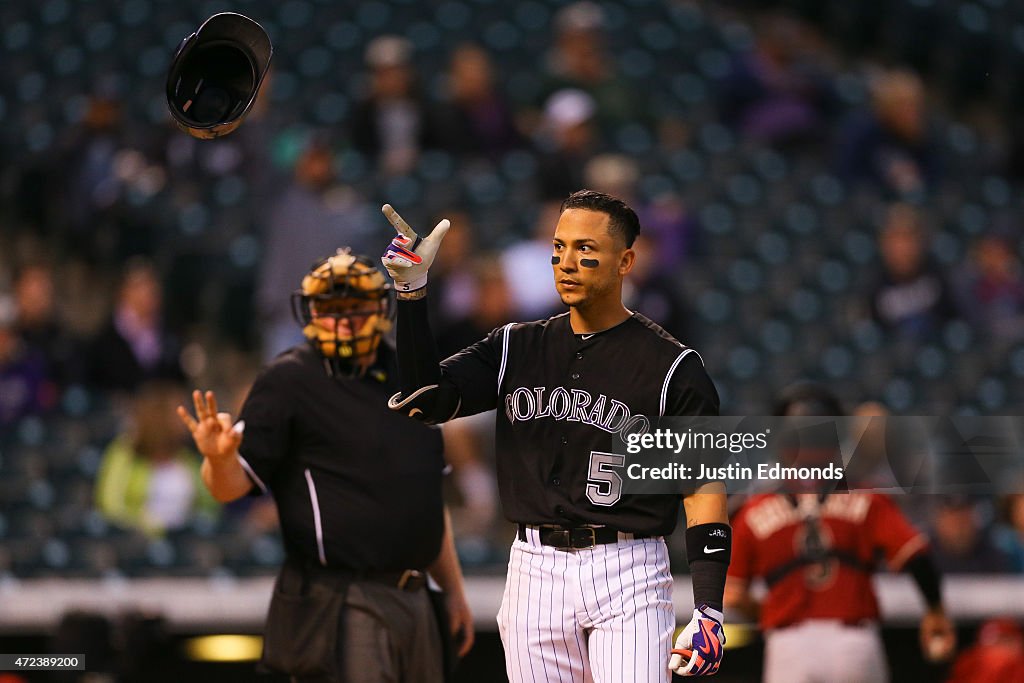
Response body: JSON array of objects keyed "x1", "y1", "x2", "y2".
[{"x1": 266, "y1": 560, "x2": 445, "y2": 683}]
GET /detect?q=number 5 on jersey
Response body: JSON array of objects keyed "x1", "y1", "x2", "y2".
[{"x1": 586, "y1": 451, "x2": 625, "y2": 506}]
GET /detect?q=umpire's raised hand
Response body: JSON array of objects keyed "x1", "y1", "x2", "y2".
[
  {"x1": 176, "y1": 389, "x2": 244, "y2": 463},
  {"x1": 380, "y1": 204, "x2": 450, "y2": 293}
]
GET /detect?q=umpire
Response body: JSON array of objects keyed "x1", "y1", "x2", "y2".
[{"x1": 177, "y1": 249, "x2": 473, "y2": 682}]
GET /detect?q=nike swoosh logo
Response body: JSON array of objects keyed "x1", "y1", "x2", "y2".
[
  {"x1": 581, "y1": 334, "x2": 596, "y2": 340},
  {"x1": 704, "y1": 546, "x2": 724, "y2": 554}
]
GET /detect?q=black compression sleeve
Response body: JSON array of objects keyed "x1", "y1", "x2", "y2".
[
  {"x1": 396, "y1": 296, "x2": 442, "y2": 396},
  {"x1": 904, "y1": 552, "x2": 942, "y2": 609},
  {"x1": 686, "y1": 523, "x2": 731, "y2": 612}
]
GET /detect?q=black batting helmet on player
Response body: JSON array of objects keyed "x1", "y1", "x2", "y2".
[
  {"x1": 292, "y1": 249, "x2": 393, "y2": 374},
  {"x1": 166, "y1": 12, "x2": 272, "y2": 139}
]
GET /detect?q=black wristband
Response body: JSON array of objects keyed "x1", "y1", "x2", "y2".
[
  {"x1": 686, "y1": 523, "x2": 731, "y2": 613},
  {"x1": 686, "y1": 523, "x2": 732, "y2": 565},
  {"x1": 905, "y1": 552, "x2": 942, "y2": 610}
]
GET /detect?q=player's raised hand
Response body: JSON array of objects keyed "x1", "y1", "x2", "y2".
[
  {"x1": 669, "y1": 605, "x2": 726, "y2": 676},
  {"x1": 176, "y1": 390, "x2": 244, "y2": 463},
  {"x1": 380, "y1": 203, "x2": 450, "y2": 293}
]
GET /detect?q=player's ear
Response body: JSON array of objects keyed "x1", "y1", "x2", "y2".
[{"x1": 618, "y1": 248, "x2": 635, "y2": 276}]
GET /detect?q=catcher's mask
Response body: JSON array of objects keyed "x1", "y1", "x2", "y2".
[
  {"x1": 166, "y1": 12, "x2": 272, "y2": 139},
  {"x1": 292, "y1": 249, "x2": 393, "y2": 374}
]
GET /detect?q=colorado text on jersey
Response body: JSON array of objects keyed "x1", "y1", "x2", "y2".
[{"x1": 503, "y1": 385, "x2": 652, "y2": 436}]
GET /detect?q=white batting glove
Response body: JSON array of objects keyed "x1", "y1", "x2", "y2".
[
  {"x1": 380, "y1": 204, "x2": 450, "y2": 292},
  {"x1": 669, "y1": 605, "x2": 725, "y2": 676}
]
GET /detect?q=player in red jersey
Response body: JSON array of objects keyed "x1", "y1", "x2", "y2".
[{"x1": 724, "y1": 382, "x2": 956, "y2": 682}]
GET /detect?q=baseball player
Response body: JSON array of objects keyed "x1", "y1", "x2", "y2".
[
  {"x1": 724, "y1": 382, "x2": 956, "y2": 683},
  {"x1": 380, "y1": 190, "x2": 730, "y2": 681},
  {"x1": 177, "y1": 250, "x2": 473, "y2": 682}
]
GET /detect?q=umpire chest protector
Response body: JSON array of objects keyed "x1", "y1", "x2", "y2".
[{"x1": 445, "y1": 311, "x2": 717, "y2": 536}]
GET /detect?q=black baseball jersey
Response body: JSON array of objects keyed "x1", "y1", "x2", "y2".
[
  {"x1": 237, "y1": 343, "x2": 446, "y2": 571},
  {"x1": 440, "y1": 311, "x2": 719, "y2": 536}
]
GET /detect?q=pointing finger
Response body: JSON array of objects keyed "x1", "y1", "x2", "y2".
[{"x1": 381, "y1": 204, "x2": 418, "y2": 240}]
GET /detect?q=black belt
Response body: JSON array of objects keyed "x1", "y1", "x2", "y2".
[
  {"x1": 287, "y1": 557, "x2": 427, "y2": 592},
  {"x1": 517, "y1": 524, "x2": 650, "y2": 549}
]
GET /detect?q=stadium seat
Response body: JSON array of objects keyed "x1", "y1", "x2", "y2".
[
  {"x1": 727, "y1": 258, "x2": 764, "y2": 294},
  {"x1": 1009, "y1": 345, "x2": 1024, "y2": 378},
  {"x1": 727, "y1": 346, "x2": 762, "y2": 381},
  {"x1": 977, "y1": 376, "x2": 1009, "y2": 411},
  {"x1": 821, "y1": 345, "x2": 855, "y2": 379},
  {"x1": 915, "y1": 345, "x2": 949, "y2": 379},
  {"x1": 942, "y1": 320, "x2": 975, "y2": 353}
]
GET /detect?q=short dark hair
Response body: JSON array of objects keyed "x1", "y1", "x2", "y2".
[{"x1": 560, "y1": 189, "x2": 641, "y2": 248}]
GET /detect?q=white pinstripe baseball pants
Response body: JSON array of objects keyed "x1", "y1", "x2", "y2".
[{"x1": 497, "y1": 528, "x2": 675, "y2": 683}]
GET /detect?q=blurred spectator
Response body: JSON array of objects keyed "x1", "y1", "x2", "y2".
[
  {"x1": 623, "y1": 233, "x2": 690, "y2": 343},
  {"x1": 257, "y1": 138, "x2": 376, "y2": 359},
  {"x1": 995, "y1": 494, "x2": 1024, "y2": 572},
  {"x1": 55, "y1": 94, "x2": 126, "y2": 252},
  {"x1": 51, "y1": 91, "x2": 165, "y2": 264},
  {"x1": 947, "y1": 618, "x2": 1024, "y2": 682},
  {"x1": 540, "y1": 1, "x2": 644, "y2": 135},
  {"x1": 867, "y1": 204, "x2": 958, "y2": 340},
  {"x1": 441, "y1": 413, "x2": 502, "y2": 567},
  {"x1": 12, "y1": 262, "x2": 83, "y2": 389},
  {"x1": 719, "y1": 12, "x2": 837, "y2": 147},
  {"x1": 535, "y1": 89, "x2": 600, "y2": 201},
  {"x1": 837, "y1": 68, "x2": 941, "y2": 198},
  {"x1": 437, "y1": 255, "x2": 517, "y2": 357},
  {"x1": 349, "y1": 35, "x2": 455, "y2": 175},
  {"x1": 845, "y1": 401, "x2": 931, "y2": 499},
  {"x1": 443, "y1": 43, "x2": 525, "y2": 159},
  {"x1": 584, "y1": 153, "x2": 699, "y2": 272},
  {"x1": 95, "y1": 381, "x2": 217, "y2": 535},
  {"x1": 0, "y1": 296, "x2": 56, "y2": 427},
  {"x1": 956, "y1": 233, "x2": 1024, "y2": 343},
  {"x1": 86, "y1": 258, "x2": 185, "y2": 393},
  {"x1": 929, "y1": 495, "x2": 1013, "y2": 574},
  {"x1": 425, "y1": 210, "x2": 479, "y2": 338},
  {"x1": 500, "y1": 200, "x2": 567, "y2": 319}
]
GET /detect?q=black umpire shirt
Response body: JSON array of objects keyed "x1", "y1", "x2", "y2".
[
  {"x1": 440, "y1": 311, "x2": 719, "y2": 537},
  {"x1": 238, "y1": 343, "x2": 445, "y2": 571}
]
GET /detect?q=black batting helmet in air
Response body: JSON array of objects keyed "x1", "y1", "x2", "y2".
[{"x1": 166, "y1": 12, "x2": 272, "y2": 139}]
